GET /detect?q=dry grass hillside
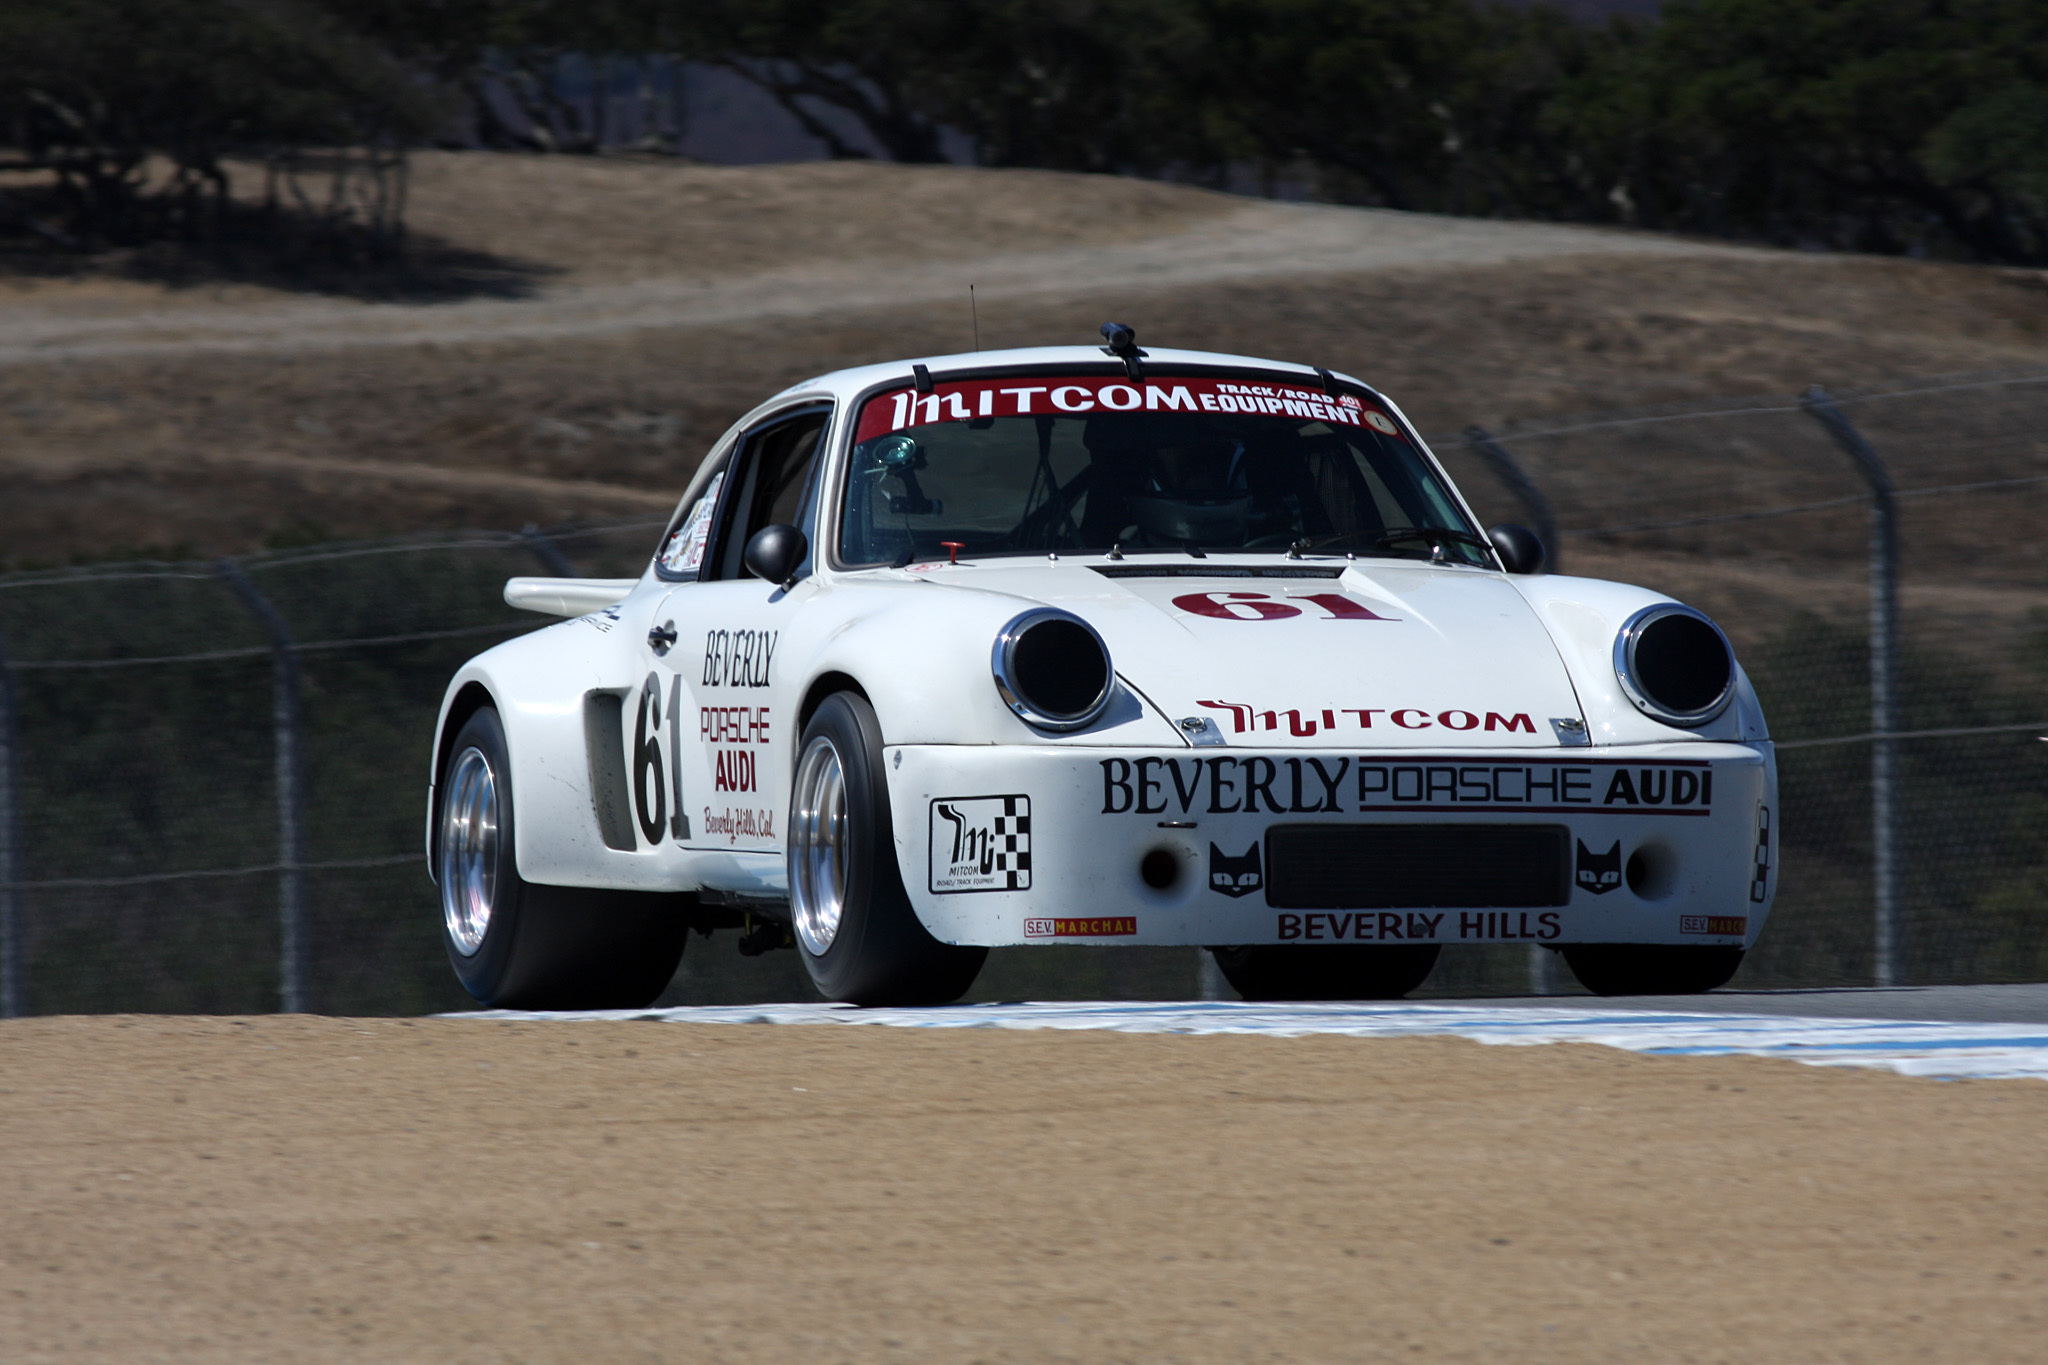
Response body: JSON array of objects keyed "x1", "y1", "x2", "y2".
[{"x1": 3, "y1": 152, "x2": 2047, "y2": 668}]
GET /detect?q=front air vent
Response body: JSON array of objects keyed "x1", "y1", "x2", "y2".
[
  {"x1": 1091, "y1": 565, "x2": 1343, "y2": 580},
  {"x1": 581, "y1": 691, "x2": 637, "y2": 851}
]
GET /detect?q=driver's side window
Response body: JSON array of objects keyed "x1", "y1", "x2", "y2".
[{"x1": 703, "y1": 407, "x2": 830, "y2": 582}]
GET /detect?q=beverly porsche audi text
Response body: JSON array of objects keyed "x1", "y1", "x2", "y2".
[{"x1": 428, "y1": 327, "x2": 1776, "y2": 1007}]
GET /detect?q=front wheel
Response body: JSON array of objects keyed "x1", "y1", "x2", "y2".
[
  {"x1": 439, "y1": 706, "x2": 690, "y2": 1009},
  {"x1": 1208, "y1": 944, "x2": 1441, "y2": 1001},
  {"x1": 788, "y1": 692, "x2": 986, "y2": 1006},
  {"x1": 1561, "y1": 945, "x2": 1745, "y2": 996}
]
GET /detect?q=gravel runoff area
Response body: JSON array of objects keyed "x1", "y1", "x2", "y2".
[{"x1": 4, "y1": 1003, "x2": 2047, "y2": 1364}]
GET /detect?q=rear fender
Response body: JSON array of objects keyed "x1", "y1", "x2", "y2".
[{"x1": 426, "y1": 616, "x2": 678, "y2": 890}]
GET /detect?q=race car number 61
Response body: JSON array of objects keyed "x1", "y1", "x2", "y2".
[
  {"x1": 634, "y1": 671, "x2": 687, "y2": 843},
  {"x1": 1172, "y1": 591, "x2": 1394, "y2": 622}
]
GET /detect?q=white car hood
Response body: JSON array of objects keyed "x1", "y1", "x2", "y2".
[{"x1": 921, "y1": 561, "x2": 1585, "y2": 748}]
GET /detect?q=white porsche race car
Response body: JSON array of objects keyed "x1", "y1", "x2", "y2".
[{"x1": 429, "y1": 328, "x2": 1776, "y2": 1008}]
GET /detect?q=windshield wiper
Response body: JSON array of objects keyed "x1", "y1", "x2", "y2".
[
  {"x1": 1289, "y1": 528, "x2": 1491, "y2": 560},
  {"x1": 1372, "y1": 527, "x2": 1492, "y2": 554}
]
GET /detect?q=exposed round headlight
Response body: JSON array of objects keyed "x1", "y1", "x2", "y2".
[
  {"x1": 992, "y1": 609, "x2": 1113, "y2": 731},
  {"x1": 1613, "y1": 604, "x2": 1735, "y2": 726}
]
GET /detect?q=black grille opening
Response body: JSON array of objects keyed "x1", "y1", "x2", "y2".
[
  {"x1": 1266, "y1": 825, "x2": 1570, "y2": 909},
  {"x1": 1633, "y1": 612, "x2": 1732, "y2": 715},
  {"x1": 1011, "y1": 618, "x2": 1108, "y2": 718}
]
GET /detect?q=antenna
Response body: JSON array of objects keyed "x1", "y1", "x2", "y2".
[{"x1": 970, "y1": 284, "x2": 980, "y2": 351}]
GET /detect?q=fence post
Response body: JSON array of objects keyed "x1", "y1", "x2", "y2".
[
  {"x1": 0, "y1": 630, "x2": 21, "y2": 1018},
  {"x1": 1801, "y1": 387, "x2": 1901, "y2": 987},
  {"x1": 521, "y1": 524, "x2": 577, "y2": 577},
  {"x1": 1464, "y1": 427, "x2": 1560, "y2": 571},
  {"x1": 216, "y1": 560, "x2": 307, "y2": 1013}
]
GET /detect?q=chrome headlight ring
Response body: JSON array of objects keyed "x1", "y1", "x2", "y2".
[
  {"x1": 991, "y1": 608, "x2": 1114, "y2": 732},
  {"x1": 1613, "y1": 603, "x2": 1736, "y2": 728}
]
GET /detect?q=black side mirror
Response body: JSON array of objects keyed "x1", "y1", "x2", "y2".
[
  {"x1": 743, "y1": 523, "x2": 808, "y2": 588},
  {"x1": 1487, "y1": 523, "x2": 1546, "y2": 574}
]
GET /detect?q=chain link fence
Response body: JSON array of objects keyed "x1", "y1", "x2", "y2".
[
  {"x1": 3, "y1": 369, "x2": 2044, "y2": 1013},
  {"x1": 1430, "y1": 369, "x2": 2048, "y2": 994}
]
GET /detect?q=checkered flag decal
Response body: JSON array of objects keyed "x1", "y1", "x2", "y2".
[
  {"x1": 990, "y1": 796, "x2": 1032, "y2": 889},
  {"x1": 1750, "y1": 805, "x2": 1772, "y2": 904}
]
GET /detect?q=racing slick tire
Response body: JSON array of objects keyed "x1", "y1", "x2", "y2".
[
  {"x1": 1208, "y1": 944, "x2": 1441, "y2": 1001},
  {"x1": 438, "y1": 706, "x2": 690, "y2": 1009},
  {"x1": 788, "y1": 692, "x2": 987, "y2": 1006},
  {"x1": 1561, "y1": 945, "x2": 1745, "y2": 996}
]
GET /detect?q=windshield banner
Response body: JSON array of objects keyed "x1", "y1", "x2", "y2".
[{"x1": 852, "y1": 375, "x2": 1408, "y2": 445}]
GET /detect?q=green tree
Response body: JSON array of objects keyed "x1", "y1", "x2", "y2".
[{"x1": 1555, "y1": 0, "x2": 2048, "y2": 260}]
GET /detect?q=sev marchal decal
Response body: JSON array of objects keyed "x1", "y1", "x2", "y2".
[
  {"x1": 1682, "y1": 915, "x2": 1748, "y2": 936},
  {"x1": 929, "y1": 795, "x2": 1031, "y2": 893},
  {"x1": 1024, "y1": 917, "x2": 1137, "y2": 938}
]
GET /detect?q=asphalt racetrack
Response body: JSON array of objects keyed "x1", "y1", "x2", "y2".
[
  {"x1": 483, "y1": 984, "x2": 2048, "y2": 1082},
  {"x1": 1473, "y1": 982, "x2": 2048, "y2": 1023},
  {"x1": 5, "y1": 987, "x2": 2047, "y2": 1364}
]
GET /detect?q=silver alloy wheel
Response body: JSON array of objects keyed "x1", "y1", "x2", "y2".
[
  {"x1": 789, "y1": 734, "x2": 849, "y2": 956},
  {"x1": 439, "y1": 745, "x2": 499, "y2": 957}
]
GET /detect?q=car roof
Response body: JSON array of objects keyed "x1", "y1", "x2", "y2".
[{"x1": 763, "y1": 345, "x2": 1373, "y2": 409}]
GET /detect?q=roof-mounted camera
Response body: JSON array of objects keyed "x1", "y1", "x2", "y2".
[{"x1": 1099, "y1": 322, "x2": 1146, "y2": 382}]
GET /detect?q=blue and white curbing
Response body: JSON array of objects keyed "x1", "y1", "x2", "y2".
[{"x1": 461, "y1": 999, "x2": 2048, "y2": 1082}]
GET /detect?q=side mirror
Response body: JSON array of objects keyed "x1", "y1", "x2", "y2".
[
  {"x1": 743, "y1": 523, "x2": 808, "y2": 588},
  {"x1": 1487, "y1": 523, "x2": 1546, "y2": 574}
]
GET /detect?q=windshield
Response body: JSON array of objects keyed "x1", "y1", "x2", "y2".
[{"x1": 838, "y1": 373, "x2": 1485, "y2": 566}]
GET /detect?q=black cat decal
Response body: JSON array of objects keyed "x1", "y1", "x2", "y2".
[
  {"x1": 1576, "y1": 839, "x2": 1622, "y2": 895},
  {"x1": 1209, "y1": 842, "x2": 1263, "y2": 898}
]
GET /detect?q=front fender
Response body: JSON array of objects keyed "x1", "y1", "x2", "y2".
[
  {"x1": 1511, "y1": 575, "x2": 1769, "y2": 747},
  {"x1": 791, "y1": 579, "x2": 1184, "y2": 748}
]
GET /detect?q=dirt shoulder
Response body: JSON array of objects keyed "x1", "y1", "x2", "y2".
[
  {"x1": 1, "y1": 1016, "x2": 2043, "y2": 1364},
  {"x1": 0, "y1": 196, "x2": 1760, "y2": 368}
]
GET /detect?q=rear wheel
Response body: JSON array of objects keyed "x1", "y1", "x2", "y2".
[
  {"x1": 1208, "y1": 944, "x2": 1441, "y2": 1001},
  {"x1": 1561, "y1": 945, "x2": 1745, "y2": 996},
  {"x1": 439, "y1": 706, "x2": 689, "y2": 1009},
  {"x1": 789, "y1": 692, "x2": 986, "y2": 1006}
]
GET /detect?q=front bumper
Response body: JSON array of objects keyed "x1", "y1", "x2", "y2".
[{"x1": 886, "y1": 742, "x2": 1777, "y2": 948}]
